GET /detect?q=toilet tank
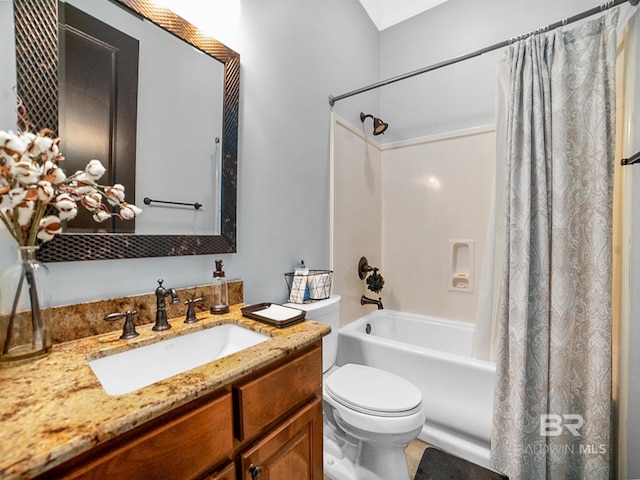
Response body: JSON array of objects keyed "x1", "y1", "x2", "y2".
[{"x1": 284, "y1": 295, "x2": 340, "y2": 373}]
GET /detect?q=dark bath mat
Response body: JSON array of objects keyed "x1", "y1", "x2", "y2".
[{"x1": 414, "y1": 447, "x2": 508, "y2": 480}]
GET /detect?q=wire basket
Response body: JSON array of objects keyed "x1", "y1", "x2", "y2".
[{"x1": 284, "y1": 270, "x2": 333, "y2": 304}]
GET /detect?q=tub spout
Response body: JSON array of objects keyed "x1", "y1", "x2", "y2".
[{"x1": 361, "y1": 295, "x2": 383, "y2": 310}]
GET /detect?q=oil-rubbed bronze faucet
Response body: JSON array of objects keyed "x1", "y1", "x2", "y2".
[
  {"x1": 153, "y1": 279, "x2": 179, "y2": 331},
  {"x1": 361, "y1": 295, "x2": 384, "y2": 310},
  {"x1": 184, "y1": 297, "x2": 204, "y2": 324},
  {"x1": 104, "y1": 310, "x2": 139, "y2": 339}
]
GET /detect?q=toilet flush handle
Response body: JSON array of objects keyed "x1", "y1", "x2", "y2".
[{"x1": 249, "y1": 464, "x2": 263, "y2": 479}]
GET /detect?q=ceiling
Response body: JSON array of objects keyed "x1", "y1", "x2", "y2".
[{"x1": 358, "y1": 0, "x2": 449, "y2": 30}]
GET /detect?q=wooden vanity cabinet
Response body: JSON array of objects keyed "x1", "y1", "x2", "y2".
[
  {"x1": 38, "y1": 341, "x2": 323, "y2": 480},
  {"x1": 233, "y1": 342, "x2": 323, "y2": 480},
  {"x1": 38, "y1": 390, "x2": 234, "y2": 480}
]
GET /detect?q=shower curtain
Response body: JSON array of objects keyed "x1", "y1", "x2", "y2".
[
  {"x1": 472, "y1": 56, "x2": 508, "y2": 363},
  {"x1": 491, "y1": 10, "x2": 618, "y2": 480}
]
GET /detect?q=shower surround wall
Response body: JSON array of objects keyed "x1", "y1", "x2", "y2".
[
  {"x1": 331, "y1": 116, "x2": 382, "y2": 327},
  {"x1": 331, "y1": 115, "x2": 494, "y2": 325},
  {"x1": 382, "y1": 126, "x2": 494, "y2": 321}
]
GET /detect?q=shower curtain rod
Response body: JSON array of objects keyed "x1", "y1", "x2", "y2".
[{"x1": 328, "y1": 0, "x2": 638, "y2": 106}]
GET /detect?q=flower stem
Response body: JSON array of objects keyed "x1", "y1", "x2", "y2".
[
  {"x1": 25, "y1": 264, "x2": 44, "y2": 347},
  {"x1": 28, "y1": 202, "x2": 47, "y2": 246}
]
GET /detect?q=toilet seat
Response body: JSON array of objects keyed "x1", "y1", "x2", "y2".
[{"x1": 325, "y1": 364, "x2": 422, "y2": 417}]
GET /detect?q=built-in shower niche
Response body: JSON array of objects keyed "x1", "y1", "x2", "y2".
[{"x1": 448, "y1": 240, "x2": 474, "y2": 293}]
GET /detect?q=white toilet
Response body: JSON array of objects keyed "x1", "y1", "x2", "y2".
[{"x1": 286, "y1": 295, "x2": 425, "y2": 480}]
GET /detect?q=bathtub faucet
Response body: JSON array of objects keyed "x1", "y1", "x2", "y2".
[{"x1": 361, "y1": 295, "x2": 384, "y2": 310}]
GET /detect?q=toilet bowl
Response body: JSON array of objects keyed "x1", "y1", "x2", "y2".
[
  {"x1": 324, "y1": 363, "x2": 425, "y2": 480},
  {"x1": 285, "y1": 296, "x2": 425, "y2": 480}
]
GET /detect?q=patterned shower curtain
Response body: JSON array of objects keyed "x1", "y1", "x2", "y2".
[{"x1": 491, "y1": 10, "x2": 618, "y2": 480}]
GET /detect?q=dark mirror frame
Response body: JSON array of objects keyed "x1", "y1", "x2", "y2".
[{"x1": 13, "y1": 0, "x2": 239, "y2": 262}]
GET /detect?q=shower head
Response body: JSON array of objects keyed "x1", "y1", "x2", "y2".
[{"x1": 360, "y1": 112, "x2": 388, "y2": 135}]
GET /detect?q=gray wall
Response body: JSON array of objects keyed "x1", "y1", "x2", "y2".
[
  {"x1": 379, "y1": 0, "x2": 611, "y2": 141},
  {"x1": 0, "y1": 0, "x2": 16, "y2": 130},
  {"x1": 0, "y1": 0, "x2": 379, "y2": 305}
]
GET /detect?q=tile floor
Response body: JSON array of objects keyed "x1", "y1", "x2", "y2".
[
  {"x1": 406, "y1": 439, "x2": 431, "y2": 479},
  {"x1": 323, "y1": 439, "x2": 430, "y2": 480}
]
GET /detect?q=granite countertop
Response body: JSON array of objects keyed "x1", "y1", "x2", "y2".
[{"x1": 0, "y1": 304, "x2": 330, "y2": 479}]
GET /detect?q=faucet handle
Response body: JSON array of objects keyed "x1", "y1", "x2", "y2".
[
  {"x1": 104, "y1": 310, "x2": 139, "y2": 340},
  {"x1": 184, "y1": 297, "x2": 205, "y2": 324}
]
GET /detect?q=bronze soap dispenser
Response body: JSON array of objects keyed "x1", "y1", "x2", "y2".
[{"x1": 211, "y1": 259, "x2": 229, "y2": 314}]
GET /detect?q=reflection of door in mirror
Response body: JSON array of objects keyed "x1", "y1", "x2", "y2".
[{"x1": 59, "y1": 3, "x2": 138, "y2": 233}]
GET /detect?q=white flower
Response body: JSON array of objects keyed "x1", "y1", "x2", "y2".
[
  {"x1": 43, "y1": 161, "x2": 66, "y2": 184},
  {"x1": 55, "y1": 193, "x2": 78, "y2": 220},
  {"x1": 0, "y1": 131, "x2": 28, "y2": 161},
  {"x1": 0, "y1": 192, "x2": 11, "y2": 211},
  {"x1": 8, "y1": 187, "x2": 28, "y2": 206},
  {"x1": 67, "y1": 182, "x2": 96, "y2": 197},
  {"x1": 37, "y1": 215, "x2": 62, "y2": 242},
  {"x1": 36, "y1": 181, "x2": 55, "y2": 203},
  {"x1": 32, "y1": 135, "x2": 55, "y2": 158},
  {"x1": 105, "y1": 184, "x2": 125, "y2": 205},
  {"x1": 85, "y1": 159, "x2": 106, "y2": 180},
  {"x1": 129, "y1": 203, "x2": 142, "y2": 215},
  {"x1": 74, "y1": 171, "x2": 96, "y2": 186},
  {"x1": 120, "y1": 203, "x2": 141, "y2": 220},
  {"x1": 0, "y1": 149, "x2": 14, "y2": 164},
  {"x1": 17, "y1": 202, "x2": 35, "y2": 226},
  {"x1": 81, "y1": 192, "x2": 102, "y2": 210},
  {"x1": 0, "y1": 130, "x2": 14, "y2": 145},
  {"x1": 0, "y1": 132, "x2": 19, "y2": 164},
  {"x1": 10, "y1": 161, "x2": 41, "y2": 185},
  {"x1": 21, "y1": 132, "x2": 36, "y2": 143},
  {"x1": 0, "y1": 128, "x2": 136, "y2": 246},
  {"x1": 92, "y1": 210, "x2": 111, "y2": 223}
]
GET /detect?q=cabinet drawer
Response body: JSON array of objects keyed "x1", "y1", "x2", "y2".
[
  {"x1": 49, "y1": 391, "x2": 233, "y2": 480},
  {"x1": 233, "y1": 343, "x2": 322, "y2": 441}
]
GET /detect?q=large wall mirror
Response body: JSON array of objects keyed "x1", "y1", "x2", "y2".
[{"x1": 13, "y1": 0, "x2": 239, "y2": 261}]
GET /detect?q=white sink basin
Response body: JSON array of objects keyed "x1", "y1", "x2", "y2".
[{"x1": 89, "y1": 324, "x2": 269, "y2": 396}]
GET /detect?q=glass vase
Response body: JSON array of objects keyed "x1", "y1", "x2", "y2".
[{"x1": 0, "y1": 246, "x2": 52, "y2": 366}]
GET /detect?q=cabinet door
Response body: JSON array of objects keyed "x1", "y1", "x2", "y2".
[{"x1": 239, "y1": 398, "x2": 323, "y2": 480}]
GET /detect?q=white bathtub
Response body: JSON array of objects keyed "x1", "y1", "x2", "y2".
[{"x1": 336, "y1": 310, "x2": 496, "y2": 469}]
